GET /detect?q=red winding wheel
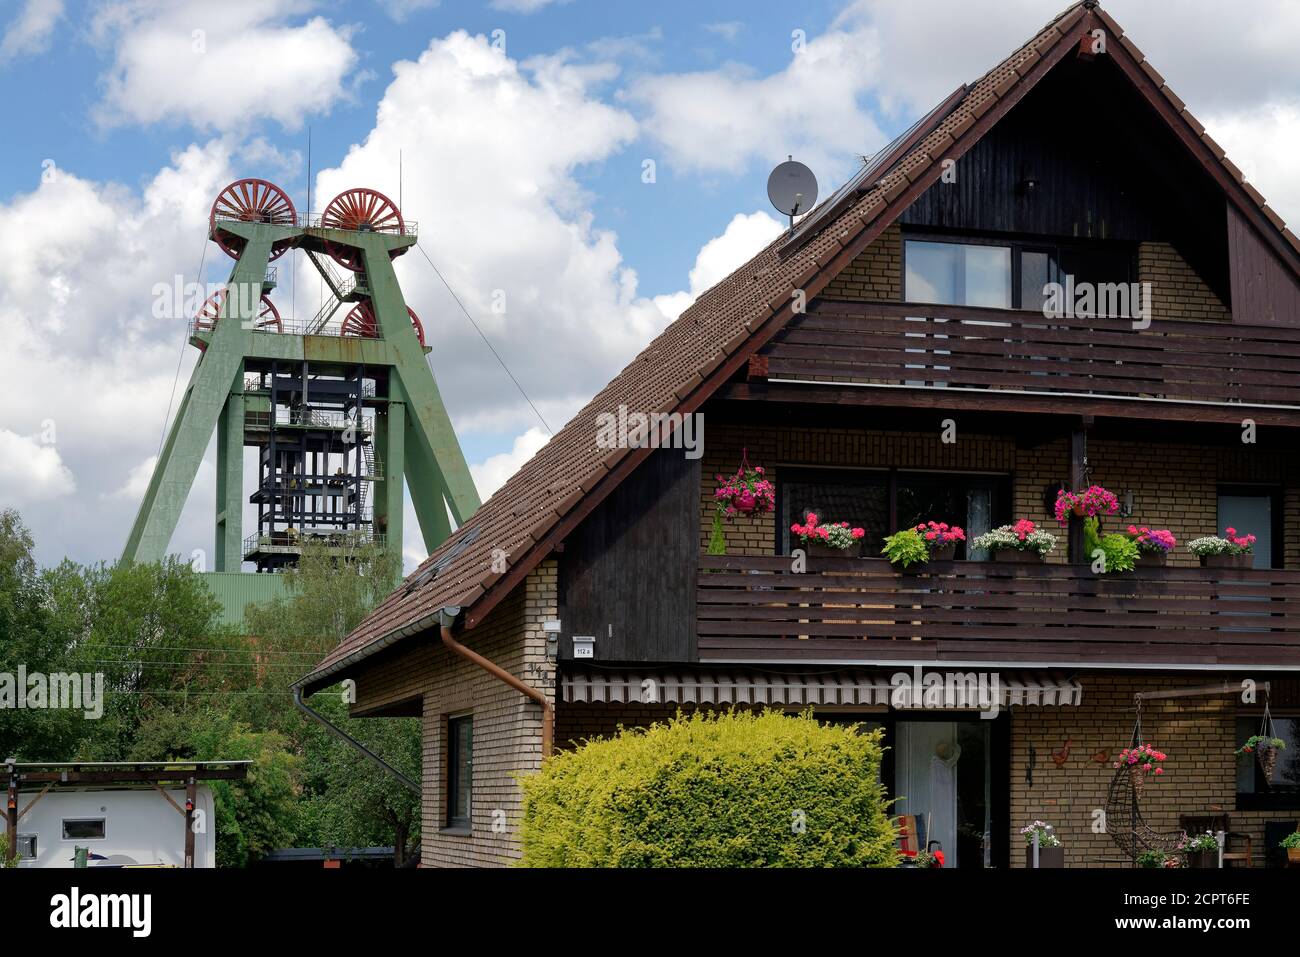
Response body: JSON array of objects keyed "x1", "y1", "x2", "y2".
[
  {"x1": 321, "y1": 187, "x2": 406, "y2": 272},
  {"x1": 340, "y1": 301, "x2": 425, "y2": 347},
  {"x1": 209, "y1": 179, "x2": 297, "y2": 261},
  {"x1": 194, "y1": 290, "x2": 283, "y2": 334}
]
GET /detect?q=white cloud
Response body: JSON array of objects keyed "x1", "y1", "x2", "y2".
[
  {"x1": 91, "y1": 0, "x2": 360, "y2": 132},
  {"x1": 1203, "y1": 103, "x2": 1300, "y2": 230},
  {"x1": 651, "y1": 210, "x2": 783, "y2": 321},
  {"x1": 307, "y1": 31, "x2": 658, "y2": 436},
  {"x1": 0, "y1": 139, "x2": 245, "y2": 565},
  {"x1": 469, "y1": 428, "x2": 549, "y2": 499},
  {"x1": 702, "y1": 22, "x2": 743, "y2": 43},
  {"x1": 0, "y1": 430, "x2": 75, "y2": 503},
  {"x1": 0, "y1": 0, "x2": 64, "y2": 58},
  {"x1": 110, "y1": 455, "x2": 158, "y2": 500},
  {"x1": 631, "y1": 15, "x2": 887, "y2": 181}
]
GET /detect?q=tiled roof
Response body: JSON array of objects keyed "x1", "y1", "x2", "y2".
[{"x1": 299, "y1": 0, "x2": 1298, "y2": 693}]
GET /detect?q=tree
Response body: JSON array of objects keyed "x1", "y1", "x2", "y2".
[{"x1": 241, "y1": 541, "x2": 421, "y2": 865}]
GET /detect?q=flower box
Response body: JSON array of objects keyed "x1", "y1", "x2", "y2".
[
  {"x1": 807, "y1": 541, "x2": 861, "y2": 559},
  {"x1": 993, "y1": 549, "x2": 1045, "y2": 563},
  {"x1": 1186, "y1": 850, "x2": 1218, "y2": 869},
  {"x1": 928, "y1": 542, "x2": 956, "y2": 562},
  {"x1": 1136, "y1": 551, "x2": 1167, "y2": 567},
  {"x1": 1200, "y1": 553, "x2": 1252, "y2": 570},
  {"x1": 1024, "y1": 846, "x2": 1065, "y2": 869}
]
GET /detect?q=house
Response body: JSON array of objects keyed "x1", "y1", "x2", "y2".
[{"x1": 297, "y1": 0, "x2": 1300, "y2": 868}]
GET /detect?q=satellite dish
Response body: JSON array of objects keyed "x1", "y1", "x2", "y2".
[{"x1": 767, "y1": 157, "x2": 818, "y2": 227}]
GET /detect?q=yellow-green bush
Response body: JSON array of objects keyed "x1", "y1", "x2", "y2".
[{"x1": 519, "y1": 710, "x2": 896, "y2": 867}]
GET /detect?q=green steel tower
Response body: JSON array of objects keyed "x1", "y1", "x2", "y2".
[{"x1": 124, "y1": 179, "x2": 480, "y2": 622}]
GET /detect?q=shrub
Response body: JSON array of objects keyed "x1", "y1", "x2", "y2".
[
  {"x1": 881, "y1": 528, "x2": 930, "y2": 567},
  {"x1": 519, "y1": 710, "x2": 897, "y2": 868},
  {"x1": 1084, "y1": 517, "x2": 1139, "y2": 573}
]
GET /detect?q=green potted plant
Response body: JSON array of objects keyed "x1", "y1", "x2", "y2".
[
  {"x1": 1280, "y1": 831, "x2": 1300, "y2": 866},
  {"x1": 1020, "y1": 821, "x2": 1064, "y2": 868},
  {"x1": 1188, "y1": 527, "x2": 1256, "y2": 570},
  {"x1": 970, "y1": 520, "x2": 1057, "y2": 563},
  {"x1": 790, "y1": 512, "x2": 866, "y2": 558},
  {"x1": 1183, "y1": 831, "x2": 1220, "y2": 869},
  {"x1": 1084, "y1": 517, "x2": 1139, "y2": 573},
  {"x1": 1236, "y1": 734, "x2": 1286, "y2": 780}
]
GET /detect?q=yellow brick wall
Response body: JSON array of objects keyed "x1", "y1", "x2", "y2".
[
  {"x1": 351, "y1": 560, "x2": 558, "y2": 867},
  {"x1": 1011, "y1": 673, "x2": 1291, "y2": 868},
  {"x1": 702, "y1": 425, "x2": 1298, "y2": 567},
  {"x1": 1138, "y1": 242, "x2": 1231, "y2": 323},
  {"x1": 820, "y1": 224, "x2": 902, "y2": 300}
]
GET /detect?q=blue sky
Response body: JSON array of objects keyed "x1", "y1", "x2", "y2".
[{"x1": 2, "y1": 0, "x2": 1298, "y2": 570}]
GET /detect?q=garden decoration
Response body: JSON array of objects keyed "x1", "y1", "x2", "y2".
[
  {"x1": 1236, "y1": 699, "x2": 1285, "y2": 781},
  {"x1": 1104, "y1": 700, "x2": 1182, "y2": 863},
  {"x1": 713, "y1": 448, "x2": 775, "y2": 518},
  {"x1": 1054, "y1": 484, "x2": 1120, "y2": 526}
]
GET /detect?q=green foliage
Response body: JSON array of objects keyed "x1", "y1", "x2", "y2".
[
  {"x1": 706, "y1": 510, "x2": 728, "y2": 556},
  {"x1": 881, "y1": 529, "x2": 929, "y2": 568},
  {"x1": 519, "y1": 710, "x2": 897, "y2": 868},
  {"x1": 1280, "y1": 831, "x2": 1300, "y2": 850},
  {"x1": 128, "y1": 709, "x2": 300, "y2": 867},
  {"x1": 1084, "y1": 517, "x2": 1139, "y2": 573}
]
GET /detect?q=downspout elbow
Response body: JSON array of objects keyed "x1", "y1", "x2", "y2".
[{"x1": 436, "y1": 609, "x2": 553, "y2": 758}]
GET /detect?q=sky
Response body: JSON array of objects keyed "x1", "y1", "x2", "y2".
[{"x1": 2, "y1": 0, "x2": 1299, "y2": 573}]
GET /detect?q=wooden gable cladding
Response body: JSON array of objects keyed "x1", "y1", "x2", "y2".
[{"x1": 1228, "y1": 203, "x2": 1300, "y2": 327}]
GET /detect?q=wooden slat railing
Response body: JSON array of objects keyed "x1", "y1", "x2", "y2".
[
  {"x1": 760, "y1": 300, "x2": 1300, "y2": 407},
  {"x1": 697, "y1": 555, "x2": 1300, "y2": 666}
]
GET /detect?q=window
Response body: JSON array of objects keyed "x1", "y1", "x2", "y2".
[
  {"x1": 906, "y1": 240, "x2": 1011, "y2": 308},
  {"x1": 61, "y1": 819, "x2": 105, "y2": 840},
  {"x1": 905, "y1": 236, "x2": 1135, "y2": 313},
  {"x1": 778, "y1": 468, "x2": 1010, "y2": 556},
  {"x1": 447, "y1": 714, "x2": 473, "y2": 829},
  {"x1": 16, "y1": 834, "x2": 37, "y2": 860}
]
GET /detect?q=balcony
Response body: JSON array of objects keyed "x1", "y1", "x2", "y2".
[
  {"x1": 743, "y1": 300, "x2": 1300, "y2": 425},
  {"x1": 697, "y1": 555, "x2": 1300, "y2": 668}
]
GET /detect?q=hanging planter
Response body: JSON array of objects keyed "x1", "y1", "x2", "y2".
[
  {"x1": 713, "y1": 448, "x2": 775, "y2": 518},
  {"x1": 1236, "y1": 703, "x2": 1286, "y2": 782},
  {"x1": 1114, "y1": 742, "x2": 1166, "y2": 800},
  {"x1": 1053, "y1": 485, "x2": 1120, "y2": 526}
]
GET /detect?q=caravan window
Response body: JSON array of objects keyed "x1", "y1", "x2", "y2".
[{"x1": 62, "y1": 818, "x2": 106, "y2": 840}]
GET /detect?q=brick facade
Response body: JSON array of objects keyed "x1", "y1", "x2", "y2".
[
  {"x1": 702, "y1": 424, "x2": 1300, "y2": 568},
  {"x1": 1137, "y1": 241, "x2": 1231, "y2": 323},
  {"x1": 352, "y1": 560, "x2": 558, "y2": 867}
]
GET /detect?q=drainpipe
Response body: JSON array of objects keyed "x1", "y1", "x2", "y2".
[
  {"x1": 293, "y1": 685, "x2": 421, "y2": 796},
  {"x1": 435, "y1": 607, "x2": 553, "y2": 758}
]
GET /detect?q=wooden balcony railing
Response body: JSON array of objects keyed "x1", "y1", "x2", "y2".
[
  {"x1": 697, "y1": 555, "x2": 1300, "y2": 667},
  {"x1": 761, "y1": 300, "x2": 1300, "y2": 409}
]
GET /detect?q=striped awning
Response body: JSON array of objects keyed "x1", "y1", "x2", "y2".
[{"x1": 561, "y1": 670, "x2": 1083, "y2": 709}]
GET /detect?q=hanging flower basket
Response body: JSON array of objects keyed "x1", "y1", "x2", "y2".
[
  {"x1": 1236, "y1": 735, "x2": 1286, "y2": 780},
  {"x1": 1053, "y1": 485, "x2": 1120, "y2": 526},
  {"x1": 713, "y1": 448, "x2": 775, "y2": 518},
  {"x1": 1115, "y1": 742, "x2": 1166, "y2": 799}
]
